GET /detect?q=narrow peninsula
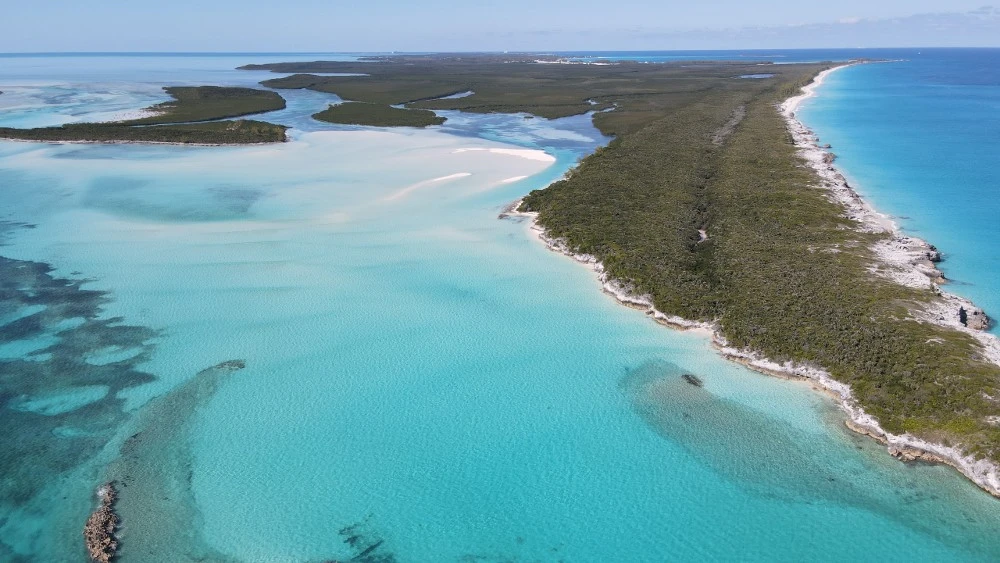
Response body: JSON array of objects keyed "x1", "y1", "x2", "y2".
[
  {"x1": 242, "y1": 54, "x2": 1000, "y2": 496},
  {"x1": 0, "y1": 86, "x2": 288, "y2": 144}
]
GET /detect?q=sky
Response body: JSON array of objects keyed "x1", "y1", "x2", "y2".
[{"x1": 3, "y1": 1, "x2": 999, "y2": 51}]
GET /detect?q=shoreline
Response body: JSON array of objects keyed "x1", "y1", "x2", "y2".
[
  {"x1": 97, "y1": 108, "x2": 165, "y2": 123},
  {"x1": 781, "y1": 63, "x2": 1000, "y2": 496},
  {"x1": 508, "y1": 64, "x2": 1000, "y2": 498},
  {"x1": 0, "y1": 135, "x2": 287, "y2": 147}
]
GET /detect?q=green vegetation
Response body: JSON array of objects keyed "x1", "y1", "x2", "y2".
[
  {"x1": 521, "y1": 70, "x2": 1000, "y2": 460},
  {"x1": 0, "y1": 119, "x2": 288, "y2": 144},
  {"x1": 122, "y1": 86, "x2": 286, "y2": 124},
  {"x1": 0, "y1": 86, "x2": 288, "y2": 144},
  {"x1": 313, "y1": 102, "x2": 445, "y2": 127},
  {"x1": 248, "y1": 55, "x2": 1000, "y2": 464},
  {"x1": 242, "y1": 57, "x2": 801, "y2": 128}
]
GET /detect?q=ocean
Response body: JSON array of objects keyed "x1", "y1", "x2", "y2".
[
  {"x1": 796, "y1": 48, "x2": 1000, "y2": 331},
  {"x1": 1, "y1": 51, "x2": 999, "y2": 561}
]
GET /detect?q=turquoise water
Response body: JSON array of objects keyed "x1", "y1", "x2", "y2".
[
  {"x1": 1, "y1": 53, "x2": 1000, "y2": 562},
  {"x1": 798, "y1": 49, "x2": 1000, "y2": 329}
]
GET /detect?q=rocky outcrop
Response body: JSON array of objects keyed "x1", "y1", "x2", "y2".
[
  {"x1": 210, "y1": 359, "x2": 246, "y2": 372},
  {"x1": 682, "y1": 374, "x2": 704, "y2": 387},
  {"x1": 888, "y1": 445, "x2": 949, "y2": 464},
  {"x1": 83, "y1": 482, "x2": 118, "y2": 563},
  {"x1": 846, "y1": 421, "x2": 949, "y2": 464},
  {"x1": 924, "y1": 244, "x2": 942, "y2": 263},
  {"x1": 497, "y1": 200, "x2": 523, "y2": 220},
  {"x1": 960, "y1": 306, "x2": 991, "y2": 331}
]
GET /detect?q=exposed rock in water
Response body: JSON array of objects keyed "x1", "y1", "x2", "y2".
[
  {"x1": 335, "y1": 519, "x2": 397, "y2": 563},
  {"x1": 959, "y1": 306, "x2": 991, "y2": 331},
  {"x1": 209, "y1": 359, "x2": 246, "y2": 372},
  {"x1": 888, "y1": 445, "x2": 948, "y2": 464},
  {"x1": 497, "y1": 199, "x2": 523, "y2": 220},
  {"x1": 682, "y1": 373, "x2": 704, "y2": 387},
  {"x1": 83, "y1": 482, "x2": 118, "y2": 563},
  {"x1": 925, "y1": 244, "x2": 942, "y2": 262},
  {"x1": 847, "y1": 421, "x2": 949, "y2": 465}
]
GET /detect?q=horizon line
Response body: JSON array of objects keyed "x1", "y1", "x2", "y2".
[{"x1": 1, "y1": 46, "x2": 1000, "y2": 56}]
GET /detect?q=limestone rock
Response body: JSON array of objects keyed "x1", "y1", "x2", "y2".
[
  {"x1": 925, "y1": 245, "x2": 942, "y2": 262},
  {"x1": 960, "y1": 306, "x2": 991, "y2": 331},
  {"x1": 84, "y1": 482, "x2": 118, "y2": 563},
  {"x1": 888, "y1": 445, "x2": 947, "y2": 464}
]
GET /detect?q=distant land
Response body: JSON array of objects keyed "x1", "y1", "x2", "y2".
[
  {"x1": 0, "y1": 86, "x2": 287, "y2": 144},
  {"x1": 446, "y1": 6, "x2": 1000, "y2": 51},
  {"x1": 1, "y1": 6, "x2": 997, "y2": 52},
  {"x1": 313, "y1": 101, "x2": 446, "y2": 127}
]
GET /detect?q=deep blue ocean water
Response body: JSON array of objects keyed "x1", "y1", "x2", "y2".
[
  {"x1": 0, "y1": 51, "x2": 999, "y2": 561},
  {"x1": 797, "y1": 49, "x2": 1000, "y2": 330}
]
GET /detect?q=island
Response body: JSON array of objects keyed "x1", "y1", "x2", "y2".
[
  {"x1": 244, "y1": 54, "x2": 1000, "y2": 495},
  {"x1": 313, "y1": 101, "x2": 445, "y2": 127},
  {"x1": 0, "y1": 86, "x2": 289, "y2": 144}
]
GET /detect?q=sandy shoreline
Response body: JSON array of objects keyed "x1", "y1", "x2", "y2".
[
  {"x1": 510, "y1": 64, "x2": 1000, "y2": 498},
  {"x1": 95, "y1": 108, "x2": 165, "y2": 123}
]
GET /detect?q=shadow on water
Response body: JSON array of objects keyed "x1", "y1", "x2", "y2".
[
  {"x1": 0, "y1": 223, "x2": 158, "y2": 560},
  {"x1": 326, "y1": 517, "x2": 397, "y2": 563},
  {"x1": 104, "y1": 359, "x2": 247, "y2": 563},
  {"x1": 620, "y1": 360, "x2": 1000, "y2": 558},
  {"x1": 109, "y1": 360, "x2": 402, "y2": 563},
  {"x1": 81, "y1": 176, "x2": 266, "y2": 222},
  {"x1": 321, "y1": 516, "x2": 564, "y2": 563}
]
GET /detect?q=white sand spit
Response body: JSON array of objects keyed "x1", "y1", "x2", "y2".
[
  {"x1": 383, "y1": 172, "x2": 472, "y2": 202},
  {"x1": 453, "y1": 147, "x2": 556, "y2": 162}
]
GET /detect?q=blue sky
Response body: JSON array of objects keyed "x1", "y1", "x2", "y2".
[{"x1": 3, "y1": 1, "x2": 999, "y2": 51}]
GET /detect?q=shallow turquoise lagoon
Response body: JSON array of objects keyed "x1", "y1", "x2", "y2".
[{"x1": 1, "y1": 53, "x2": 999, "y2": 562}]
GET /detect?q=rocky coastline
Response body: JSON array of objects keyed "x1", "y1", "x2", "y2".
[
  {"x1": 507, "y1": 63, "x2": 1000, "y2": 498},
  {"x1": 778, "y1": 63, "x2": 1000, "y2": 497}
]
